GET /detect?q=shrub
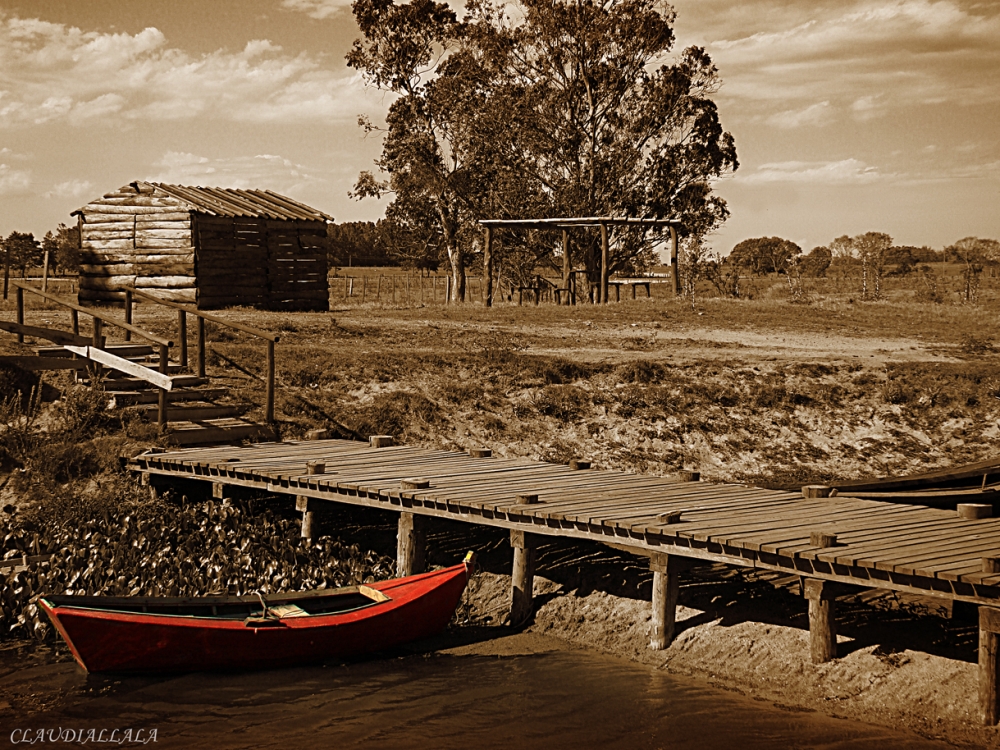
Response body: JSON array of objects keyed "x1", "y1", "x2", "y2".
[{"x1": 533, "y1": 385, "x2": 593, "y2": 421}]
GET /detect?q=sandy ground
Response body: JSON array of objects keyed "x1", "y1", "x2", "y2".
[{"x1": 449, "y1": 571, "x2": 996, "y2": 749}]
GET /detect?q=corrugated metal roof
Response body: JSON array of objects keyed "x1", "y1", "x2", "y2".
[{"x1": 147, "y1": 182, "x2": 333, "y2": 222}]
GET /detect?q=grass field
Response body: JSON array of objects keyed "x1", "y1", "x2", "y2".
[{"x1": 5, "y1": 278, "x2": 997, "y2": 495}]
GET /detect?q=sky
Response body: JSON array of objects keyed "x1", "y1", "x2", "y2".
[{"x1": 0, "y1": 0, "x2": 997, "y2": 255}]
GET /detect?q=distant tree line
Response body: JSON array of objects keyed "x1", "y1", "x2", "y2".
[
  {"x1": 2, "y1": 224, "x2": 79, "y2": 278},
  {"x1": 714, "y1": 233, "x2": 1000, "y2": 303}
]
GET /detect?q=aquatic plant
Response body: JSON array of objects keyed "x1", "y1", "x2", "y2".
[{"x1": 1, "y1": 498, "x2": 394, "y2": 642}]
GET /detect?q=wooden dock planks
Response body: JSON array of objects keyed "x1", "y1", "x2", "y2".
[{"x1": 129, "y1": 437, "x2": 1000, "y2": 606}]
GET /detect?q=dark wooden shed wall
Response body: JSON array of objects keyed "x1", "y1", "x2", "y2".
[{"x1": 75, "y1": 184, "x2": 329, "y2": 311}]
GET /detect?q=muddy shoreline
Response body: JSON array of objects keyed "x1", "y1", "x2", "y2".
[{"x1": 448, "y1": 570, "x2": 993, "y2": 749}]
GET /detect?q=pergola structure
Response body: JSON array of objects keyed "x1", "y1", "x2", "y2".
[{"x1": 479, "y1": 217, "x2": 682, "y2": 306}]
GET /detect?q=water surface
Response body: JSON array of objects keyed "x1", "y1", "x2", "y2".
[{"x1": 8, "y1": 647, "x2": 953, "y2": 749}]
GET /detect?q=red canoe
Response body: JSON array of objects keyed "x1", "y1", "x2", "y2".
[{"x1": 39, "y1": 557, "x2": 473, "y2": 673}]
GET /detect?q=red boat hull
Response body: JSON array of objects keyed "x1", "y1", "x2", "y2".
[{"x1": 40, "y1": 563, "x2": 470, "y2": 673}]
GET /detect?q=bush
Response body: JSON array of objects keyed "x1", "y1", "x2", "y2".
[{"x1": 533, "y1": 385, "x2": 593, "y2": 421}]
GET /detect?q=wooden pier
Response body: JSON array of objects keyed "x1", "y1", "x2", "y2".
[{"x1": 129, "y1": 436, "x2": 1000, "y2": 724}]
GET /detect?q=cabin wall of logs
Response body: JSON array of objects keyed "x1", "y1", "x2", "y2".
[{"x1": 74, "y1": 183, "x2": 329, "y2": 311}]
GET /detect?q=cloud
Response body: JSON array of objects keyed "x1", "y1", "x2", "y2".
[
  {"x1": 0, "y1": 12, "x2": 382, "y2": 129},
  {"x1": 281, "y1": 0, "x2": 353, "y2": 19},
  {"x1": 0, "y1": 163, "x2": 32, "y2": 194},
  {"x1": 44, "y1": 179, "x2": 94, "y2": 199},
  {"x1": 697, "y1": 0, "x2": 1000, "y2": 117},
  {"x1": 767, "y1": 101, "x2": 832, "y2": 128},
  {"x1": 147, "y1": 151, "x2": 327, "y2": 195},
  {"x1": 742, "y1": 159, "x2": 884, "y2": 184}
]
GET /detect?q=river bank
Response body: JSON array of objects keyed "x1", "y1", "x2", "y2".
[{"x1": 451, "y1": 569, "x2": 994, "y2": 749}]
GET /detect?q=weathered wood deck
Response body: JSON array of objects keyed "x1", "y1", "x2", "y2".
[
  {"x1": 128, "y1": 436, "x2": 1000, "y2": 724},
  {"x1": 129, "y1": 437, "x2": 1000, "y2": 604}
]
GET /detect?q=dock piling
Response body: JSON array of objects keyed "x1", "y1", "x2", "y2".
[
  {"x1": 649, "y1": 552, "x2": 680, "y2": 649},
  {"x1": 804, "y1": 579, "x2": 837, "y2": 663},
  {"x1": 510, "y1": 529, "x2": 537, "y2": 626},
  {"x1": 980, "y1": 607, "x2": 1000, "y2": 725},
  {"x1": 397, "y1": 512, "x2": 426, "y2": 577}
]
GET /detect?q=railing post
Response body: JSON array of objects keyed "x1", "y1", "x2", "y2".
[
  {"x1": 91, "y1": 317, "x2": 103, "y2": 349},
  {"x1": 89, "y1": 317, "x2": 103, "y2": 380},
  {"x1": 123, "y1": 290, "x2": 133, "y2": 342},
  {"x1": 158, "y1": 343, "x2": 169, "y2": 434},
  {"x1": 71, "y1": 308, "x2": 79, "y2": 335},
  {"x1": 178, "y1": 310, "x2": 188, "y2": 369},
  {"x1": 15, "y1": 286, "x2": 24, "y2": 343},
  {"x1": 197, "y1": 316, "x2": 206, "y2": 379},
  {"x1": 265, "y1": 339, "x2": 275, "y2": 424}
]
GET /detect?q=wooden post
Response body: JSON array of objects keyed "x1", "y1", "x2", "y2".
[
  {"x1": 265, "y1": 339, "x2": 275, "y2": 424},
  {"x1": 362, "y1": 275, "x2": 367, "y2": 303},
  {"x1": 669, "y1": 224, "x2": 680, "y2": 296},
  {"x1": 177, "y1": 310, "x2": 188, "y2": 369},
  {"x1": 376, "y1": 275, "x2": 382, "y2": 301},
  {"x1": 157, "y1": 343, "x2": 169, "y2": 434},
  {"x1": 600, "y1": 222, "x2": 609, "y2": 304},
  {"x1": 510, "y1": 528, "x2": 537, "y2": 626},
  {"x1": 803, "y1": 579, "x2": 837, "y2": 663},
  {"x1": 509, "y1": 493, "x2": 540, "y2": 626},
  {"x1": 123, "y1": 290, "x2": 132, "y2": 342},
  {"x1": 196, "y1": 316, "x2": 206, "y2": 378},
  {"x1": 396, "y1": 512, "x2": 426, "y2": 577},
  {"x1": 41, "y1": 250, "x2": 49, "y2": 293},
  {"x1": 91, "y1": 317, "x2": 103, "y2": 349},
  {"x1": 562, "y1": 229, "x2": 570, "y2": 305},
  {"x1": 297, "y1": 496, "x2": 316, "y2": 540},
  {"x1": 980, "y1": 606, "x2": 1000, "y2": 725},
  {"x1": 484, "y1": 226, "x2": 494, "y2": 308},
  {"x1": 70, "y1": 308, "x2": 79, "y2": 335},
  {"x1": 15, "y1": 286, "x2": 24, "y2": 343},
  {"x1": 649, "y1": 552, "x2": 681, "y2": 649},
  {"x1": 446, "y1": 275, "x2": 451, "y2": 304},
  {"x1": 2, "y1": 241, "x2": 9, "y2": 300}
]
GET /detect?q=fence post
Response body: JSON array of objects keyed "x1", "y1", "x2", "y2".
[
  {"x1": 15, "y1": 286, "x2": 24, "y2": 343},
  {"x1": 71, "y1": 308, "x2": 79, "y2": 335},
  {"x1": 266, "y1": 339, "x2": 275, "y2": 424},
  {"x1": 123, "y1": 290, "x2": 133, "y2": 342},
  {"x1": 158, "y1": 343, "x2": 169, "y2": 434},
  {"x1": 42, "y1": 251, "x2": 49, "y2": 293},
  {"x1": 196, "y1": 316, "x2": 206, "y2": 379},
  {"x1": 177, "y1": 310, "x2": 188, "y2": 369}
]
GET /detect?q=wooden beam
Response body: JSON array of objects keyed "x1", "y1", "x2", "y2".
[
  {"x1": 484, "y1": 226, "x2": 493, "y2": 308},
  {"x1": 562, "y1": 229, "x2": 570, "y2": 305},
  {"x1": 649, "y1": 552, "x2": 681, "y2": 649},
  {"x1": 0, "y1": 321, "x2": 89, "y2": 347},
  {"x1": 62, "y1": 345, "x2": 174, "y2": 390},
  {"x1": 397, "y1": 512, "x2": 426, "y2": 577},
  {"x1": 669, "y1": 225, "x2": 679, "y2": 296},
  {"x1": 600, "y1": 223, "x2": 609, "y2": 304},
  {"x1": 804, "y1": 578, "x2": 837, "y2": 663},
  {"x1": 0, "y1": 356, "x2": 88, "y2": 371},
  {"x1": 982, "y1": 607, "x2": 1000, "y2": 724}
]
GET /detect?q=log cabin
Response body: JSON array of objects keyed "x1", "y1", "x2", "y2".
[{"x1": 72, "y1": 181, "x2": 331, "y2": 311}]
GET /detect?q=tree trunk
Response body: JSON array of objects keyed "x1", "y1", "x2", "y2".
[{"x1": 439, "y1": 204, "x2": 465, "y2": 303}]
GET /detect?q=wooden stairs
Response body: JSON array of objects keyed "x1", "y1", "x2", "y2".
[
  {"x1": 32, "y1": 343, "x2": 274, "y2": 446},
  {"x1": 4, "y1": 281, "x2": 280, "y2": 447}
]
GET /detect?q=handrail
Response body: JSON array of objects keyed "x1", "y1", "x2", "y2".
[
  {"x1": 8, "y1": 281, "x2": 174, "y2": 433},
  {"x1": 11, "y1": 281, "x2": 173, "y2": 348},
  {"x1": 126, "y1": 288, "x2": 279, "y2": 342},
  {"x1": 124, "y1": 287, "x2": 277, "y2": 424}
]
